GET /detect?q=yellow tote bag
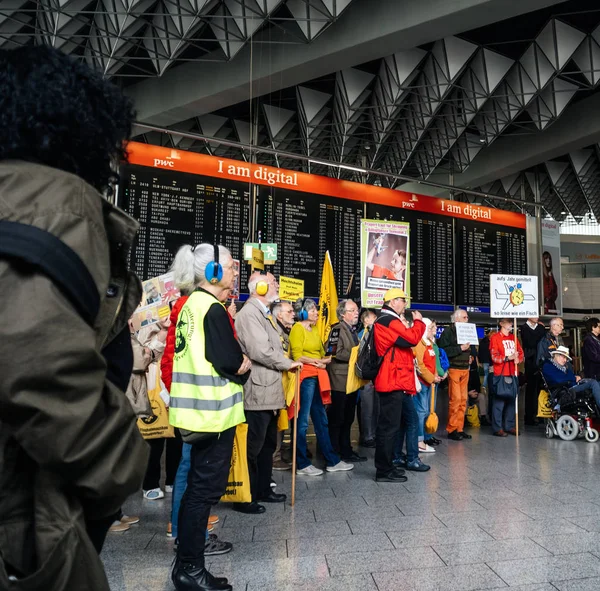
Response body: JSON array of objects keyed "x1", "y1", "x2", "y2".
[
  {"x1": 346, "y1": 345, "x2": 368, "y2": 394},
  {"x1": 221, "y1": 423, "x2": 251, "y2": 503},
  {"x1": 538, "y1": 390, "x2": 552, "y2": 418},
  {"x1": 425, "y1": 384, "x2": 439, "y2": 434},
  {"x1": 465, "y1": 405, "x2": 480, "y2": 427},
  {"x1": 137, "y1": 364, "x2": 175, "y2": 440}
]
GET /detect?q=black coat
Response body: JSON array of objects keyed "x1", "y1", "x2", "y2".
[{"x1": 521, "y1": 322, "x2": 546, "y2": 364}]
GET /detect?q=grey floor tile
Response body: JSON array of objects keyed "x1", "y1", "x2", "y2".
[
  {"x1": 254, "y1": 519, "x2": 351, "y2": 541},
  {"x1": 567, "y1": 516, "x2": 600, "y2": 533},
  {"x1": 220, "y1": 506, "x2": 316, "y2": 528},
  {"x1": 532, "y1": 532, "x2": 600, "y2": 555},
  {"x1": 436, "y1": 508, "x2": 532, "y2": 528},
  {"x1": 517, "y1": 502, "x2": 600, "y2": 520},
  {"x1": 314, "y1": 504, "x2": 403, "y2": 522},
  {"x1": 553, "y1": 577, "x2": 600, "y2": 590},
  {"x1": 348, "y1": 514, "x2": 445, "y2": 534},
  {"x1": 287, "y1": 533, "x2": 394, "y2": 557},
  {"x1": 482, "y1": 518, "x2": 587, "y2": 540},
  {"x1": 372, "y1": 563, "x2": 507, "y2": 591},
  {"x1": 246, "y1": 574, "x2": 378, "y2": 591},
  {"x1": 487, "y1": 552, "x2": 600, "y2": 586},
  {"x1": 387, "y1": 524, "x2": 494, "y2": 548},
  {"x1": 433, "y1": 537, "x2": 552, "y2": 566},
  {"x1": 208, "y1": 540, "x2": 287, "y2": 562},
  {"x1": 326, "y1": 546, "x2": 445, "y2": 576}
]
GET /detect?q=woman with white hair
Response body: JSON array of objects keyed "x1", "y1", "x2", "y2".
[
  {"x1": 168, "y1": 243, "x2": 251, "y2": 591},
  {"x1": 412, "y1": 318, "x2": 442, "y2": 453}
]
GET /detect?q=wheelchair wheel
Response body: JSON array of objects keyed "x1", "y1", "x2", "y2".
[
  {"x1": 545, "y1": 420, "x2": 554, "y2": 439},
  {"x1": 556, "y1": 415, "x2": 579, "y2": 441},
  {"x1": 585, "y1": 428, "x2": 599, "y2": 443}
]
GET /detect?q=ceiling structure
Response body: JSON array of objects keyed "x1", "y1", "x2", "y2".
[{"x1": 3, "y1": 0, "x2": 600, "y2": 224}]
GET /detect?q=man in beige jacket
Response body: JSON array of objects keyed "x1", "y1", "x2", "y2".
[{"x1": 234, "y1": 272, "x2": 301, "y2": 514}]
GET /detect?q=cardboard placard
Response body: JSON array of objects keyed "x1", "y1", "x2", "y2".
[
  {"x1": 279, "y1": 276, "x2": 304, "y2": 301},
  {"x1": 456, "y1": 322, "x2": 479, "y2": 345}
]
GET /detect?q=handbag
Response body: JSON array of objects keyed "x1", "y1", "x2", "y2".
[
  {"x1": 493, "y1": 361, "x2": 517, "y2": 399},
  {"x1": 466, "y1": 404, "x2": 480, "y2": 427},
  {"x1": 425, "y1": 384, "x2": 439, "y2": 434},
  {"x1": 346, "y1": 344, "x2": 368, "y2": 394},
  {"x1": 221, "y1": 423, "x2": 252, "y2": 503}
]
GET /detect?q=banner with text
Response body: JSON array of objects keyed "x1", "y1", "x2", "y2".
[
  {"x1": 361, "y1": 219, "x2": 410, "y2": 308},
  {"x1": 541, "y1": 219, "x2": 562, "y2": 316}
]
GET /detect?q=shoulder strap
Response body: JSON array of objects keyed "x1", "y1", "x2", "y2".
[{"x1": 0, "y1": 220, "x2": 100, "y2": 326}]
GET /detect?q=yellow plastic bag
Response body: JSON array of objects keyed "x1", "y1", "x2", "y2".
[
  {"x1": 538, "y1": 390, "x2": 552, "y2": 418},
  {"x1": 221, "y1": 423, "x2": 251, "y2": 503},
  {"x1": 347, "y1": 345, "x2": 368, "y2": 394},
  {"x1": 466, "y1": 404, "x2": 480, "y2": 428},
  {"x1": 425, "y1": 384, "x2": 439, "y2": 434},
  {"x1": 137, "y1": 364, "x2": 174, "y2": 440}
]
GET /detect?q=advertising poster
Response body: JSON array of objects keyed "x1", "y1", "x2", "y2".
[
  {"x1": 541, "y1": 220, "x2": 562, "y2": 315},
  {"x1": 361, "y1": 219, "x2": 410, "y2": 307}
]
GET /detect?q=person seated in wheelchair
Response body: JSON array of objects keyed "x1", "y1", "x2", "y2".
[{"x1": 541, "y1": 346, "x2": 600, "y2": 412}]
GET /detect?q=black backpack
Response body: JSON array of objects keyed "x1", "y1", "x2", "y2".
[{"x1": 355, "y1": 325, "x2": 383, "y2": 380}]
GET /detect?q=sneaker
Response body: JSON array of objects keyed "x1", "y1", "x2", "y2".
[
  {"x1": 109, "y1": 520, "x2": 130, "y2": 533},
  {"x1": 166, "y1": 522, "x2": 172, "y2": 537},
  {"x1": 458, "y1": 432, "x2": 472, "y2": 440},
  {"x1": 120, "y1": 515, "x2": 140, "y2": 525},
  {"x1": 143, "y1": 488, "x2": 164, "y2": 500},
  {"x1": 297, "y1": 465, "x2": 324, "y2": 476},
  {"x1": 326, "y1": 461, "x2": 354, "y2": 472},
  {"x1": 272, "y1": 459, "x2": 291, "y2": 471},
  {"x1": 204, "y1": 534, "x2": 233, "y2": 556},
  {"x1": 165, "y1": 485, "x2": 173, "y2": 493},
  {"x1": 406, "y1": 458, "x2": 430, "y2": 472},
  {"x1": 418, "y1": 443, "x2": 436, "y2": 453},
  {"x1": 448, "y1": 431, "x2": 464, "y2": 441},
  {"x1": 376, "y1": 469, "x2": 407, "y2": 483},
  {"x1": 393, "y1": 455, "x2": 407, "y2": 468},
  {"x1": 424, "y1": 438, "x2": 439, "y2": 447},
  {"x1": 270, "y1": 479, "x2": 277, "y2": 489},
  {"x1": 208, "y1": 515, "x2": 220, "y2": 526}
]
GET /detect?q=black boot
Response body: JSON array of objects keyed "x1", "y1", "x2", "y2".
[{"x1": 172, "y1": 561, "x2": 232, "y2": 591}]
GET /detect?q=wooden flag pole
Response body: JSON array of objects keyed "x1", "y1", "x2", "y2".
[
  {"x1": 290, "y1": 368, "x2": 301, "y2": 507},
  {"x1": 514, "y1": 317, "x2": 519, "y2": 437}
]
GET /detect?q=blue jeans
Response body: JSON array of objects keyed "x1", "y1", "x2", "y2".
[
  {"x1": 394, "y1": 393, "x2": 419, "y2": 463},
  {"x1": 296, "y1": 377, "x2": 340, "y2": 469},
  {"x1": 414, "y1": 383, "x2": 430, "y2": 442},
  {"x1": 482, "y1": 363, "x2": 490, "y2": 390},
  {"x1": 571, "y1": 379, "x2": 600, "y2": 409},
  {"x1": 171, "y1": 443, "x2": 208, "y2": 541}
]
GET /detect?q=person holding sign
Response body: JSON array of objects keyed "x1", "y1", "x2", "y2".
[
  {"x1": 489, "y1": 319, "x2": 524, "y2": 437},
  {"x1": 438, "y1": 309, "x2": 473, "y2": 441}
]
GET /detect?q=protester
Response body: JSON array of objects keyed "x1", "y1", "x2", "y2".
[
  {"x1": 521, "y1": 317, "x2": 546, "y2": 425},
  {"x1": 234, "y1": 272, "x2": 301, "y2": 514},
  {"x1": 489, "y1": 318, "x2": 524, "y2": 437},
  {"x1": 537, "y1": 317, "x2": 565, "y2": 366},
  {"x1": 290, "y1": 299, "x2": 354, "y2": 476},
  {"x1": 582, "y1": 317, "x2": 600, "y2": 380},
  {"x1": 327, "y1": 299, "x2": 367, "y2": 463},
  {"x1": 542, "y1": 346, "x2": 600, "y2": 410},
  {"x1": 425, "y1": 325, "x2": 447, "y2": 447},
  {"x1": 0, "y1": 44, "x2": 149, "y2": 588},
  {"x1": 438, "y1": 309, "x2": 473, "y2": 441},
  {"x1": 372, "y1": 289, "x2": 426, "y2": 482},
  {"x1": 412, "y1": 318, "x2": 441, "y2": 453},
  {"x1": 169, "y1": 243, "x2": 251, "y2": 591},
  {"x1": 358, "y1": 310, "x2": 379, "y2": 448}
]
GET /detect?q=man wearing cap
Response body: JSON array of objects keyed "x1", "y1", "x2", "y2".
[
  {"x1": 489, "y1": 318, "x2": 524, "y2": 436},
  {"x1": 438, "y1": 308, "x2": 472, "y2": 441},
  {"x1": 372, "y1": 288, "x2": 425, "y2": 482},
  {"x1": 542, "y1": 346, "x2": 600, "y2": 409}
]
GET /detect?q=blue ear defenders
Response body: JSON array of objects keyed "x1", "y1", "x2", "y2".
[
  {"x1": 205, "y1": 244, "x2": 223, "y2": 285},
  {"x1": 298, "y1": 298, "x2": 309, "y2": 321}
]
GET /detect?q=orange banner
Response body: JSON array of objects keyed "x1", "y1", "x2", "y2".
[{"x1": 125, "y1": 142, "x2": 527, "y2": 230}]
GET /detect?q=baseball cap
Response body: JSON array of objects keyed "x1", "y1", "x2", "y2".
[{"x1": 383, "y1": 288, "x2": 408, "y2": 302}]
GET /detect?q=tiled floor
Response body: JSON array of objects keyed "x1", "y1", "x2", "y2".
[{"x1": 103, "y1": 426, "x2": 600, "y2": 591}]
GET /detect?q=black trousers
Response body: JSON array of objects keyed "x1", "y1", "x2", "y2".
[
  {"x1": 85, "y1": 512, "x2": 120, "y2": 554},
  {"x1": 245, "y1": 410, "x2": 278, "y2": 502},
  {"x1": 178, "y1": 427, "x2": 235, "y2": 564},
  {"x1": 524, "y1": 361, "x2": 540, "y2": 422},
  {"x1": 328, "y1": 390, "x2": 358, "y2": 458},
  {"x1": 374, "y1": 389, "x2": 404, "y2": 476},
  {"x1": 143, "y1": 431, "x2": 183, "y2": 490}
]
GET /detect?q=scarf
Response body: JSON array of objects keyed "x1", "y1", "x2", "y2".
[{"x1": 551, "y1": 358, "x2": 567, "y2": 373}]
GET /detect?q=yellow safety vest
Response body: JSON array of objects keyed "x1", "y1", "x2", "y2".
[{"x1": 169, "y1": 290, "x2": 245, "y2": 433}]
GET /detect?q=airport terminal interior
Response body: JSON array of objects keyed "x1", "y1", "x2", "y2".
[{"x1": 4, "y1": 0, "x2": 600, "y2": 590}]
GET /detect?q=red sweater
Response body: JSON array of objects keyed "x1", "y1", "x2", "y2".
[
  {"x1": 489, "y1": 331, "x2": 524, "y2": 376},
  {"x1": 160, "y1": 295, "x2": 189, "y2": 392}
]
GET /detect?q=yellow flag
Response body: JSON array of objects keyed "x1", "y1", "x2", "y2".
[{"x1": 316, "y1": 251, "x2": 339, "y2": 343}]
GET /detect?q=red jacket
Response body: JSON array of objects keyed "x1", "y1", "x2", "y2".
[
  {"x1": 489, "y1": 331, "x2": 524, "y2": 376},
  {"x1": 373, "y1": 308, "x2": 426, "y2": 393},
  {"x1": 160, "y1": 295, "x2": 189, "y2": 392}
]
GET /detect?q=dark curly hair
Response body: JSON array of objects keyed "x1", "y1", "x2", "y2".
[{"x1": 0, "y1": 45, "x2": 135, "y2": 195}]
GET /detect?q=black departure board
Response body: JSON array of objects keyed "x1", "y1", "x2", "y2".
[
  {"x1": 367, "y1": 204, "x2": 454, "y2": 307},
  {"x1": 118, "y1": 164, "x2": 250, "y2": 283},
  {"x1": 456, "y1": 219, "x2": 527, "y2": 310},
  {"x1": 258, "y1": 187, "x2": 363, "y2": 297}
]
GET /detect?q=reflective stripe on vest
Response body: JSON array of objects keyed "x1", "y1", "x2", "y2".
[{"x1": 169, "y1": 290, "x2": 245, "y2": 433}]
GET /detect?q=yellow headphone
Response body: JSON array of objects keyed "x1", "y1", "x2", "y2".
[{"x1": 256, "y1": 272, "x2": 269, "y2": 296}]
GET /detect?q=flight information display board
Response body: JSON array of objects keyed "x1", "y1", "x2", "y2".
[
  {"x1": 119, "y1": 164, "x2": 250, "y2": 283},
  {"x1": 258, "y1": 187, "x2": 363, "y2": 298},
  {"x1": 455, "y1": 219, "x2": 528, "y2": 311},
  {"x1": 367, "y1": 204, "x2": 454, "y2": 309}
]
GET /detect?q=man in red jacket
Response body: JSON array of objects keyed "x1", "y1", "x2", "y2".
[{"x1": 373, "y1": 288, "x2": 426, "y2": 482}]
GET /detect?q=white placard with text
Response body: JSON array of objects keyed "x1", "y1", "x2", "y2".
[
  {"x1": 456, "y1": 322, "x2": 479, "y2": 345},
  {"x1": 489, "y1": 274, "x2": 539, "y2": 318}
]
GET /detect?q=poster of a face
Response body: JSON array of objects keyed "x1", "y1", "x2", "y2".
[
  {"x1": 230, "y1": 259, "x2": 240, "y2": 299},
  {"x1": 541, "y1": 220, "x2": 562, "y2": 315},
  {"x1": 142, "y1": 272, "x2": 180, "y2": 306},
  {"x1": 361, "y1": 219, "x2": 410, "y2": 307}
]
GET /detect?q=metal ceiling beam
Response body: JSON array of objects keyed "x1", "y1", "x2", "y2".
[{"x1": 125, "y1": 0, "x2": 567, "y2": 126}]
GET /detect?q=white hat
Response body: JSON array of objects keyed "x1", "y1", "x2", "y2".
[{"x1": 551, "y1": 345, "x2": 572, "y2": 361}]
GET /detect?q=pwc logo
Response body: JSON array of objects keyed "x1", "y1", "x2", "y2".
[
  {"x1": 154, "y1": 158, "x2": 174, "y2": 168},
  {"x1": 402, "y1": 194, "x2": 419, "y2": 209}
]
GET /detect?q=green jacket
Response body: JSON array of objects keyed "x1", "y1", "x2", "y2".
[
  {"x1": 438, "y1": 324, "x2": 470, "y2": 370},
  {"x1": 0, "y1": 161, "x2": 149, "y2": 590}
]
